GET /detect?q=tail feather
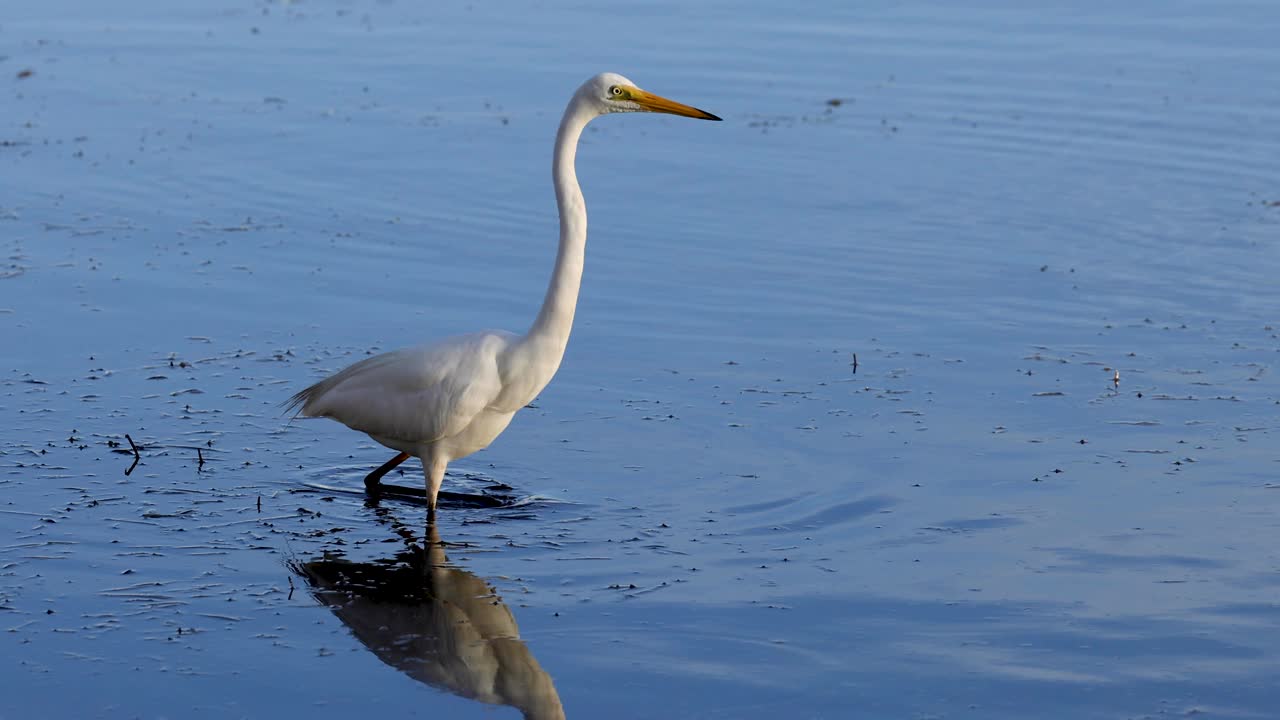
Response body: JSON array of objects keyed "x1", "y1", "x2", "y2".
[
  {"x1": 282, "y1": 382, "x2": 323, "y2": 418},
  {"x1": 282, "y1": 350, "x2": 406, "y2": 419}
]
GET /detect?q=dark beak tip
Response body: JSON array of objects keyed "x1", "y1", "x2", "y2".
[{"x1": 704, "y1": 111, "x2": 723, "y2": 122}]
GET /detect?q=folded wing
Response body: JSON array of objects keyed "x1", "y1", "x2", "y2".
[{"x1": 286, "y1": 331, "x2": 514, "y2": 446}]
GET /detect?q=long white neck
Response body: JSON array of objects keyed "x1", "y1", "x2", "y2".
[{"x1": 526, "y1": 97, "x2": 593, "y2": 355}]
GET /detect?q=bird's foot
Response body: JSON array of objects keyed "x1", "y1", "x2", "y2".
[
  {"x1": 365, "y1": 482, "x2": 508, "y2": 509},
  {"x1": 368, "y1": 482, "x2": 428, "y2": 498},
  {"x1": 364, "y1": 451, "x2": 411, "y2": 490}
]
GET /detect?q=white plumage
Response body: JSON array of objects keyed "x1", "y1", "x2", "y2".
[{"x1": 287, "y1": 73, "x2": 720, "y2": 512}]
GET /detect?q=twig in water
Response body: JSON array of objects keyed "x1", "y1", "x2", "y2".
[
  {"x1": 287, "y1": 575, "x2": 295, "y2": 601},
  {"x1": 851, "y1": 352, "x2": 859, "y2": 374},
  {"x1": 124, "y1": 434, "x2": 141, "y2": 476},
  {"x1": 197, "y1": 447, "x2": 205, "y2": 471}
]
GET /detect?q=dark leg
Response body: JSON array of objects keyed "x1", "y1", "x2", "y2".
[
  {"x1": 364, "y1": 452, "x2": 411, "y2": 490},
  {"x1": 364, "y1": 453, "x2": 510, "y2": 509}
]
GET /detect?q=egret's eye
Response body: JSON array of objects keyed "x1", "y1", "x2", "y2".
[{"x1": 610, "y1": 85, "x2": 623, "y2": 97}]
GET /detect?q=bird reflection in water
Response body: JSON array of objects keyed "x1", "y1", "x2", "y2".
[{"x1": 292, "y1": 515, "x2": 565, "y2": 720}]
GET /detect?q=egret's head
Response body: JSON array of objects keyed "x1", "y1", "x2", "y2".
[{"x1": 579, "y1": 72, "x2": 721, "y2": 121}]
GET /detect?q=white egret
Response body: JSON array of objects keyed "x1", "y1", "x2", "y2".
[{"x1": 287, "y1": 73, "x2": 720, "y2": 513}]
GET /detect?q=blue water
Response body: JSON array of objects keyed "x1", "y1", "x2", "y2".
[{"x1": 2, "y1": 1, "x2": 1278, "y2": 718}]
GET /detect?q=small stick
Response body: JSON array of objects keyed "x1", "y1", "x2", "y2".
[
  {"x1": 197, "y1": 447, "x2": 205, "y2": 470},
  {"x1": 256, "y1": 496, "x2": 262, "y2": 513},
  {"x1": 124, "y1": 434, "x2": 141, "y2": 477},
  {"x1": 125, "y1": 434, "x2": 141, "y2": 460},
  {"x1": 851, "y1": 352, "x2": 859, "y2": 374}
]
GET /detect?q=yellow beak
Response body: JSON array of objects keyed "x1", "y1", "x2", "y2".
[{"x1": 629, "y1": 87, "x2": 722, "y2": 121}]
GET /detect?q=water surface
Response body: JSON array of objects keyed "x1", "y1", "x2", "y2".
[{"x1": 2, "y1": 1, "x2": 1278, "y2": 718}]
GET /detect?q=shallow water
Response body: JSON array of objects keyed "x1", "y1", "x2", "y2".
[{"x1": 3, "y1": 1, "x2": 1279, "y2": 718}]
